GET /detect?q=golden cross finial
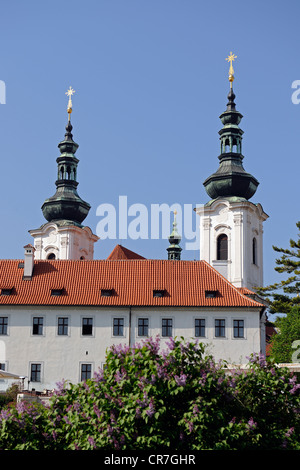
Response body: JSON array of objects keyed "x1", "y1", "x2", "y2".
[
  {"x1": 65, "y1": 86, "x2": 75, "y2": 121},
  {"x1": 225, "y1": 52, "x2": 237, "y2": 88}
]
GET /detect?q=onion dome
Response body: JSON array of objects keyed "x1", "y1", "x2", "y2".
[
  {"x1": 203, "y1": 53, "x2": 259, "y2": 201},
  {"x1": 167, "y1": 211, "x2": 182, "y2": 260},
  {"x1": 41, "y1": 87, "x2": 91, "y2": 226}
]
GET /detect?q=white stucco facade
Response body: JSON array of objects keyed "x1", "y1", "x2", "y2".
[
  {"x1": 0, "y1": 305, "x2": 265, "y2": 391},
  {"x1": 29, "y1": 222, "x2": 99, "y2": 260},
  {"x1": 196, "y1": 198, "x2": 268, "y2": 290}
]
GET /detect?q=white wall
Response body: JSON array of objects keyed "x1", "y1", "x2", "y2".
[
  {"x1": 197, "y1": 199, "x2": 268, "y2": 290},
  {"x1": 0, "y1": 305, "x2": 263, "y2": 391}
]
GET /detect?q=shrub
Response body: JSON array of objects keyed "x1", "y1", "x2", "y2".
[{"x1": 0, "y1": 337, "x2": 299, "y2": 450}]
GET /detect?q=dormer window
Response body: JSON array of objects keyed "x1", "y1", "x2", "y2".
[
  {"x1": 205, "y1": 290, "x2": 218, "y2": 298},
  {"x1": 1, "y1": 288, "x2": 13, "y2": 296},
  {"x1": 51, "y1": 289, "x2": 64, "y2": 297},
  {"x1": 153, "y1": 289, "x2": 165, "y2": 298},
  {"x1": 101, "y1": 289, "x2": 113, "y2": 297}
]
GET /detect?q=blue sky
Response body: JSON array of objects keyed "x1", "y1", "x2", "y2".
[{"x1": 0, "y1": 0, "x2": 299, "y2": 290}]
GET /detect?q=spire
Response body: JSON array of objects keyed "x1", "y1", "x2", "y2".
[
  {"x1": 41, "y1": 87, "x2": 91, "y2": 226},
  {"x1": 203, "y1": 53, "x2": 259, "y2": 201},
  {"x1": 167, "y1": 211, "x2": 182, "y2": 260}
]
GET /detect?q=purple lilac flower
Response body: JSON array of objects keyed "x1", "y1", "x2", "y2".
[
  {"x1": 247, "y1": 417, "x2": 257, "y2": 430},
  {"x1": 94, "y1": 368, "x2": 105, "y2": 382},
  {"x1": 145, "y1": 399, "x2": 155, "y2": 418},
  {"x1": 166, "y1": 337, "x2": 176, "y2": 351},
  {"x1": 88, "y1": 436, "x2": 96, "y2": 449},
  {"x1": 175, "y1": 373, "x2": 187, "y2": 386}
]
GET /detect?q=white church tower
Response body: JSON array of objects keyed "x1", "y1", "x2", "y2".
[
  {"x1": 196, "y1": 54, "x2": 268, "y2": 291},
  {"x1": 29, "y1": 87, "x2": 99, "y2": 260}
]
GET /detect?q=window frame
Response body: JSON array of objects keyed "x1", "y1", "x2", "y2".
[
  {"x1": 137, "y1": 317, "x2": 149, "y2": 337},
  {"x1": 0, "y1": 316, "x2": 8, "y2": 335},
  {"x1": 214, "y1": 318, "x2": 226, "y2": 338},
  {"x1": 233, "y1": 319, "x2": 245, "y2": 339},
  {"x1": 81, "y1": 317, "x2": 93, "y2": 336},
  {"x1": 32, "y1": 316, "x2": 44, "y2": 336},
  {"x1": 57, "y1": 316, "x2": 69, "y2": 336},
  {"x1": 161, "y1": 318, "x2": 173, "y2": 337},
  {"x1": 195, "y1": 318, "x2": 206, "y2": 338},
  {"x1": 113, "y1": 317, "x2": 124, "y2": 337},
  {"x1": 217, "y1": 234, "x2": 228, "y2": 261},
  {"x1": 80, "y1": 363, "x2": 92, "y2": 381},
  {"x1": 30, "y1": 363, "x2": 42, "y2": 382}
]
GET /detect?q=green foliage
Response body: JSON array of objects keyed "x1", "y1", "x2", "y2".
[
  {"x1": 269, "y1": 306, "x2": 300, "y2": 363},
  {"x1": 0, "y1": 337, "x2": 299, "y2": 450},
  {"x1": 257, "y1": 221, "x2": 300, "y2": 314}
]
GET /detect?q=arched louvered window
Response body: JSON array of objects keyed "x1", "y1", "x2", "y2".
[
  {"x1": 47, "y1": 253, "x2": 56, "y2": 260},
  {"x1": 217, "y1": 234, "x2": 228, "y2": 260}
]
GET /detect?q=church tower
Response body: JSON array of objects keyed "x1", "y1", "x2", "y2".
[
  {"x1": 29, "y1": 87, "x2": 99, "y2": 260},
  {"x1": 196, "y1": 54, "x2": 268, "y2": 291},
  {"x1": 167, "y1": 210, "x2": 182, "y2": 260}
]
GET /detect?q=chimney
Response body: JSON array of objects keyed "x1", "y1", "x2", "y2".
[{"x1": 23, "y1": 244, "x2": 35, "y2": 280}]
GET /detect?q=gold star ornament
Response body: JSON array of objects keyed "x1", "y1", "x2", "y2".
[
  {"x1": 65, "y1": 86, "x2": 75, "y2": 121},
  {"x1": 225, "y1": 52, "x2": 237, "y2": 88}
]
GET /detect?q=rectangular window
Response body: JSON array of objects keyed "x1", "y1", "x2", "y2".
[
  {"x1": 162, "y1": 318, "x2": 173, "y2": 337},
  {"x1": 138, "y1": 318, "x2": 149, "y2": 337},
  {"x1": 0, "y1": 317, "x2": 8, "y2": 335},
  {"x1": 81, "y1": 363, "x2": 92, "y2": 381},
  {"x1": 30, "y1": 363, "x2": 41, "y2": 382},
  {"x1": 82, "y1": 318, "x2": 93, "y2": 336},
  {"x1": 0, "y1": 363, "x2": 5, "y2": 371},
  {"x1": 58, "y1": 317, "x2": 68, "y2": 336},
  {"x1": 233, "y1": 320, "x2": 244, "y2": 338},
  {"x1": 113, "y1": 318, "x2": 124, "y2": 336},
  {"x1": 195, "y1": 318, "x2": 205, "y2": 337},
  {"x1": 33, "y1": 317, "x2": 43, "y2": 335},
  {"x1": 215, "y1": 319, "x2": 225, "y2": 337}
]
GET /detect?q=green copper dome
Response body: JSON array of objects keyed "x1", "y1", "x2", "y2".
[
  {"x1": 167, "y1": 212, "x2": 182, "y2": 260},
  {"x1": 41, "y1": 120, "x2": 91, "y2": 226},
  {"x1": 203, "y1": 88, "x2": 259, "y2": 201}
]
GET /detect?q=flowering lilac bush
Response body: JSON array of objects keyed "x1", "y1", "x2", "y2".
[{"x1": 0, "y1": 337, "x2": 299, "y2": 450}]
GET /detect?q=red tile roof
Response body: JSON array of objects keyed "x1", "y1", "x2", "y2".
[
  {"x1": 0, "y1": 258, "x2": 265, "y2": 308},
  {"x1": 107, "y1": 244, "x2": 145, "y2": 260}
]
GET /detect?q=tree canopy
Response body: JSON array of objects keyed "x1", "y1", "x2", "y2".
[{"x1": 257, "y1": 221, "x2": 300, "y2": 314}]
